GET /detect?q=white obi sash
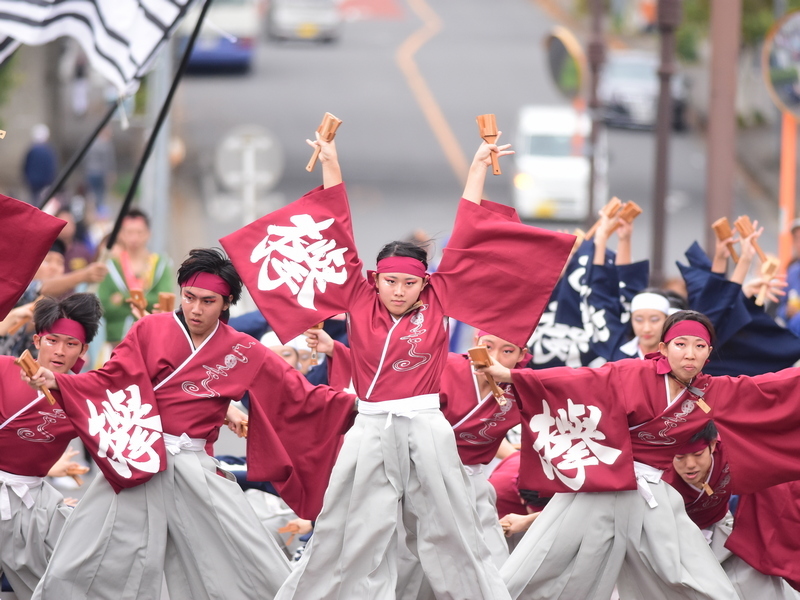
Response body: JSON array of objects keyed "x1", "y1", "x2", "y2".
[
  {"x1": 633, "y1": 461, "x2": 664, "y2": 509},
  {"x1": 357, "y1": 393, "x2": 440, "y2": 429},
  {"x1": 462, "y1": 464, "x2": 487, "y2": 478},
  {"x1": 0, "y1": 468, "x2": 43, "y2": 520},
  {"x1": 163, "y1": 433, "x2": 206, "y2": 456}
]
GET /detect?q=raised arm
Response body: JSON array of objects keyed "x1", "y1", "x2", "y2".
[
  {"x1": 307, "y1": 132, "x2": 342, "y2": 189},
  {"x1": 730, "y1": 221, "x2": 762, "y2": 285},
  {"x1": 711, "y1": 233, "x2": 737, "y2": 274},
  {"x1": 462, "y1": 134, "x2": 513, "y2": 204},
  {"x1": 593, "y1": 211, "x2": 618, "y2": 266},
  {"x1": 615, "y1": 217, "x2": 633, "y2": 266}
]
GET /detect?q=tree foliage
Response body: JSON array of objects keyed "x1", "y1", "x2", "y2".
[
  {"x1": 679, "y1": 0, "x2": 800, "y2": 62},
  {"x1": 0, "y1": 54, "x2": 17, "y2": 129}
]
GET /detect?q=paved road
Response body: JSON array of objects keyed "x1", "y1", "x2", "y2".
[{"x1": 170, "y1": 0, "x2": 776, "y2": 287}]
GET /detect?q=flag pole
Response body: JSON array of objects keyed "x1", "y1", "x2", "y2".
[
  {"x1": 105, "y1": 0, "x2": 213, "y2": 252},
  {"x1": 37, "y1": 100, "x2": 117, "y2": 209}
]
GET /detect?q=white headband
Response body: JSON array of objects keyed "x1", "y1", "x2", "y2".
[
  {"x1": 630, "y1": 292, "x2": 671, "y2": 315},
  {"x1": 260, "y1": 331, "x2": 283, "y2": 347}
]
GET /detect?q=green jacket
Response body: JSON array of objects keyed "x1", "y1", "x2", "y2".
[{"x1": 97, "y1": 254, "x2": 173, "y2": 342}]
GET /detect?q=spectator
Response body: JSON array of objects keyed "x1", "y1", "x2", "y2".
[
  {"x1": 777, "y1": 218, "x2": 800, "y2": 335},
  {"x1": 97, "y1": 208, "x2": 172, "y2": 346},
  {"x1": 56, "y1": 207, "x2": 95, "y2": 280},
  {"x1": 84, "y1": 127, "x2": 116, "y2": 216},
  {"x1": 22, "y1": 124, "x2": 58, "y2": 204}
]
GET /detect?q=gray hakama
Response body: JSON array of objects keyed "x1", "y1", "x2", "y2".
[
  {"x1": 31, "y1": 439, "x2": 291, "y2": 600},
  {"x1": 0, "y1": 473, "x2": 71, "y2": 600},
  {"x1": 396, "y1": 464, "x2": 510, "y2": 600},
  {"x1": 501, "y1": 478, "x2": 739, "y2": 600},
  {"x1": 275, "y1": 406, "x2": 512, "y2": 600},
  {"x1": 705, "y1": 512, "x2": 800, "y2": 600}
]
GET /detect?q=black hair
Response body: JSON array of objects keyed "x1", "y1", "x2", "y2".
[
  {"x1": 660, "y1": 310, "x2": 716, "y2": 346},
  {"x1": 689, "y1": 421, "x2": 718, "y2": 445},
  {"x1": 663, "y1": 289, "x2": 689, "y2": 311},
  {"x1": 34, "y1": 293, "x2": 103, "y2": 343},
  {"x1": 376, "y1": 240, "x2": 429, "y2": 269},
  {"x1": 177, "y1": 248, "x2": 243, "y2": 306},
  {"x1": 49, "y1": 238, "x2": 66, "y2": 256},
  {"x1": 124, "y1": 208, "x2": 151, "y2": 229}
]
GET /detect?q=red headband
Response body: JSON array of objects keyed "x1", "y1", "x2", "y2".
[
  {"x1": 43, "y1": 318, "x2": 87, "y2": 344},
  {"x1": 664, "y1": 321, "x2": 711, "y2": 345},
  {"x1": 179, "y1": 272, "x2": 232, "y2": 297},
  {"x1": 675, "y1": 437, "x2": 713, "y2": 456},
  {"x1": 42, "y1": 318, "x2": 87, "y2": 373},
  {"x1": 376, "y1": 257, "x2": 427, "y2": 278}
]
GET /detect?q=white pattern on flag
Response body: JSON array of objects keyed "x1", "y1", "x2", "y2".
[
  {"x1": 250, "y1": 214, "x2": 349, "y2": 310},
  {"x1": 0, "y1": 0, "x2": 198, "y2": 93},
  {"x1": 530, "y1": 398, "x2": 622, "y2": 491},
  {"x1": 86, "y1": 384, "x2": 163, "y2": 478}
]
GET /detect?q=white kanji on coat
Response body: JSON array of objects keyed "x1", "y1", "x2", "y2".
[
  {"x1": 529, "y1": 303, "x2": 591, "y2": 368},
  {"x1": 86, "y1": 384, "x2": 163, "y2": 478},
  {"x1": 251, "y1": 214, "x2": 349, "y2": 310},
  {"x1": 530, "y1": 398, "x2": 622, "y2": 490}
]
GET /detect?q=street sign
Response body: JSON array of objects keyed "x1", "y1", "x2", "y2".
[{"x1": 215, "y1": 125, "x2": 284, "y2": 193}]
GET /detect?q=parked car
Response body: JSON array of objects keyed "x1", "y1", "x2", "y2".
[
  {"x1": 178, "y1": 0, "x2": 264, "y2": 72},
  {"x1": 598, "y1": 50, "x2": 689, "y2": 130},
  {"x1": 267, "y1": 0, "x2": 341, "y2": 43},
  {"x1": 512, "y1": 105, "x2": 603, "y2": 222}
]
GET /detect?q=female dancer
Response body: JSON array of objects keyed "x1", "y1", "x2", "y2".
[
  {"x1": 477, "y1": 310, "x2": 800, "y2": 599},
  {"x1": 255, "y1": 132, "x2": 575, "y2": 599}
]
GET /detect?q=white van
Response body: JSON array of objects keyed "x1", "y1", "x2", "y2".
[{"x1": 512, "y1": 105, "x2": 596, "y2": 221}]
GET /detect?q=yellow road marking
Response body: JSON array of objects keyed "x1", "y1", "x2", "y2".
[{"x1": 396, "y1": 0, "x2": 469, "y2": 184}]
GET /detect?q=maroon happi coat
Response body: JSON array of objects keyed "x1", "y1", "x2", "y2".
[
  {"x1": 328, "y1": 347, "x2": 522, "y2": 465},
  {"x1": 0, "y1": 194, "x2": 66, "y2": 320},
  {"x1": 510, "y1": 357, "x2": 800, "y2": 495},
  {"x1": 0, "y1": 357, "x2": 76, "y2": 477},
  {"x1": 221, "y1": 183, "x2": 574, "y2": 403},
  {"x1": 662, "y1": 440, "x2": 732, "y2": 530},
  {"x1": 440, "y1": 353, "x2": 521, "y2": 466},
  {"x1": 53, "y1": 312, "x2": 355, "y2": 518},
  {"x1": 725, "y1": 481, "x2": 800, "y2": 591}
]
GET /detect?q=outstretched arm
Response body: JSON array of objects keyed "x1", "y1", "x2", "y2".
[
  {"x1": 462, "y1": 134, "x2": 513, "y2": 204},
  {"x1": 22, "y1": 365, "x2": 59, "y2": 390},
  {"x1": 307, "y1": 132, "x2": 342, "y2": 189}
]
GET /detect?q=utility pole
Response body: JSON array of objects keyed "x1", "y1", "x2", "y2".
[
  {"x1": 651, "y1": 0, "x2": 682, "y2": 285},
  {"x1": 704, "y1": 0, "x2": 742, "y2": 258},
  {"x1": 586, "y1": 0, "x2": 606, "y2": 231}
]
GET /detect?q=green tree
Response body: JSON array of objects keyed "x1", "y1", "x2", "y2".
[
  {"x1": 0, "y1": 54, "x2": 17, "y2": 129},
  {"x1": 678, "y1": 0, "x2": 800, "y2": 62}
]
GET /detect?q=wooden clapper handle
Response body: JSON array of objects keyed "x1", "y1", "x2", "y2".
[
  {"x1": 585, "y1": 197, "x2": 623, "y2": 239},
  {"x1": 309, "y1": 322, "x2": 324, "y2": 366},
  {"x1": 617, "y1": 201, "x2": 642, "y2": 224},
  {"x1": 7, "y1": 295, "x2": 44, "y2": 336},
  {"x1": 711, "y1": 217, "x2": 739, "y2": 264},
  {"x1": 756, "y1": 257, "x2": 780, "y2": 307},
  {"x1": 15, "y1": 350, "x2": 56, "y2": 405},
  {"x1": 733, "y1": 215, "x2": 767, "y2": 263},
  {"x1": 476, "y1": 114, "x2": 502, "y2": 175},
  {"x1": 306, "y1": 112, "x2": 343, "y2": 172},
  {"x1": 158, "y1": 292, "x2": 176, "y2": 313},
  {"x1": 467, "y1": 346, "x2": 507, "y2": 406}
]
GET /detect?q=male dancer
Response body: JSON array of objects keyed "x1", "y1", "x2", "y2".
[
  {"x1": 25, "y1": 248, "x2": 356, "y2": 600},
  {"x1": 0, "y1": 294, "x2": 100, "y2": 600}
]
